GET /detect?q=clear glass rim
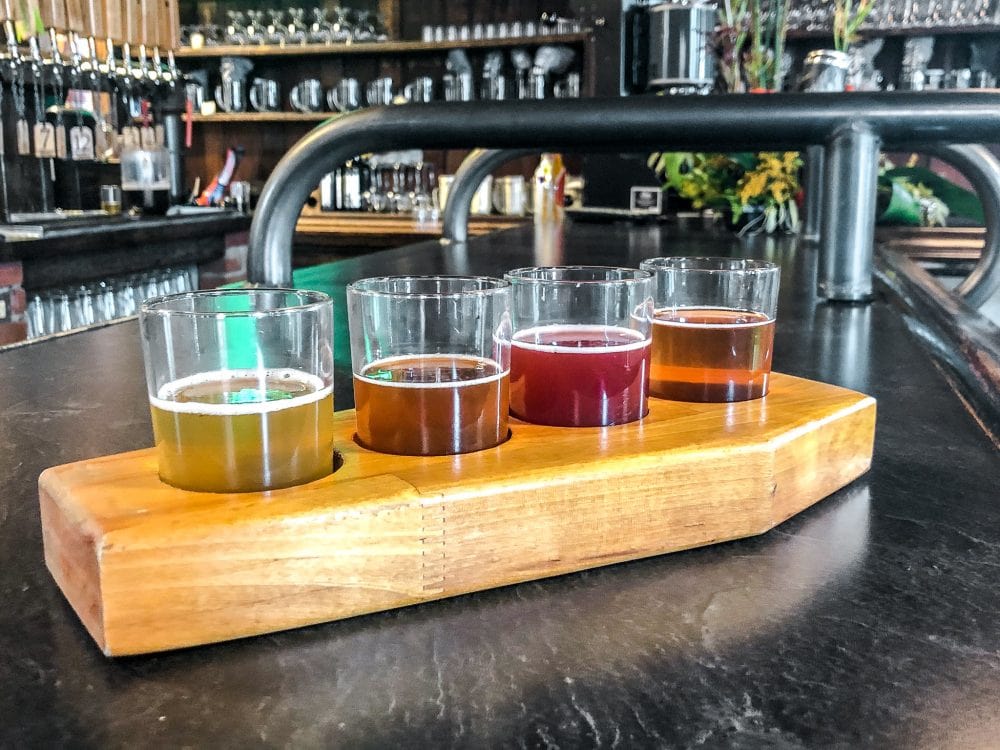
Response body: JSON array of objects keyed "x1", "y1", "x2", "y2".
[
  {"x1": 505, "y1": 265, "x2": 653, "y2": 285},
  {"x1": 639, "y1": 257, "x2": 779, "y2": 275},
  {"x1": 347, "y1": 275, "x2": 510, "y2": 299},
  {"x1": 139, "y1": 288, "x2": 332, "y2": 318}
]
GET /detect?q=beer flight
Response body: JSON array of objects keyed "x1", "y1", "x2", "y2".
[{"x1": 139, "y1": 258, "x2": 779, "y2": 494}]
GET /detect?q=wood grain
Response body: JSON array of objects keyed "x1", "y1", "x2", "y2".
[
  {"x1": 100, "y1": 0, "x2": 119, "y2": 41},
  {"x1": 158, "y1": 0, "x2": 174, "y2": 50},
  {"x1": 84, "y1": 0, "x2": 102, "y2": 40},
  {"x1": 39, "y1": 373, "x2": 876, "y2": 656},
  {"x1": 40, "y1": 0, "x2": 65, "y2": 31},
  {"x1": 63, "y1": 0, "x2": 83, "y2": 35}
]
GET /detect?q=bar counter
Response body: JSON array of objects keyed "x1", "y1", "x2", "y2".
[
  {"x1": 2, "y1": 221, "x2": 999, "y2": 747},
  {"x1": 0, "y1": 211, "x2": 250, "y2": 289}
]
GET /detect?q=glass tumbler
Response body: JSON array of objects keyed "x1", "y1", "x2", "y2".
[
  {"x1": 505, "y1": 266, "x2": 653, "y2": 427},
  {"x1": 639, "y1": 257, "x2": 780, "y2": 402},
  {"x1": 347, "y1": 276, "x2": 511, "y2": 456},
  {"x1": 139, "y1": 289, "x2": 335, "y2": 493}
]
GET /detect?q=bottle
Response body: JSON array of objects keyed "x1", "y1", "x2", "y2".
[{"x1": 533, "y1": 153, "x2": 566, "y2": 221}]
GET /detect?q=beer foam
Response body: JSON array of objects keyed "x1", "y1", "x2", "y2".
[
  {"x1": 512, "y1": 325, "x2": 651, "y2": 354},
  {"x1": 151, "y1": 368, "x2": 331, "y2": 415},
  {"x1": 653, "y1": 306, "x2": 774, "y2": 329},
  {"x1": 359, "y1": 354, "x2": 506, "y2": 389}
]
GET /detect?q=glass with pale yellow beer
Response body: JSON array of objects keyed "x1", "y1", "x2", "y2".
[{"x1": 139, "y1": 289, "x2": 335, "y2": 492}]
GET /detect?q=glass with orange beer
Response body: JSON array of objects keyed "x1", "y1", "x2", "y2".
[
  {"x1": 139, "y1": 289, "x2": 335, "y2": 492},
  {"x1": 346, "y1": 276, "x2": 511, "y2": 456},
  {"x1": 639, "y1": 257, "x2": 780, "y2": 402}
]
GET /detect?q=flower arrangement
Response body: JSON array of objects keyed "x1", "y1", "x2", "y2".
[
  {"x1": 744, "y1": 0, "x2": 790, "y2": 92},
  {"x1": 650, "y1": 0, "x2": 801, "y2": 234},
  {"x1": 715, "y1": 0, "x2": 790, "y2": 93},
  {"x1": 649, "y1": 151, "x2": 802, "y2": 234},
  {"x1": 832, "y1": 0, "x2": 875, "y2": 53}
]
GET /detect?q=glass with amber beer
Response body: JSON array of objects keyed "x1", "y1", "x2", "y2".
[
  {"x1": 639, "y1": 257, "x2": 780, "y2": 402},
  {"x1": 139, "y1": 289, "x2": 335, "y2": 492},
  {"x1": 347, "y1": 276, "x2": 511, "y2": 456}
]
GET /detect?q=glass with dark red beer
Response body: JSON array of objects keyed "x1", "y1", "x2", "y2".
[
  {"x1": 504, "y1": 266, "x2": 653, "y2": 427},
  {"x1": 347, "y1": 276, "x2": 511, "y2": 456},
  {"x1": 639, "y1": 257, "x2": 780, "y2": 402}
]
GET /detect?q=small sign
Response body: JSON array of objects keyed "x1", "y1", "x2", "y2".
[
  {"x1": 93, "y1": 127, "x2": 108, "y2": 159},
  {"x1": 121, "y1": 126, "x2": 141, "y2": 149},
  {"x1": 630, "y1": 186, "x2": 663, "y2": 214},
  {"x1": 33, "y1": 122, "x2": 57, "y2": 158},
  {"x1": 15, "y1": 119, "x2": 31, "y2": 156},
  {"x1": 70, "y1": 126, "x2": 95, "y2": 161},
  {"x1": 140, "y1": 126, "x2": 156, "y2": 149}
]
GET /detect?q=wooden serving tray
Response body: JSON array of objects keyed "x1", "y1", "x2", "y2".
[{"x1": 39, "y1": 373, "x2": 876, "y2": 656}]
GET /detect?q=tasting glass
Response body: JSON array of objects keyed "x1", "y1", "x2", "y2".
[
  {"x1": 347, "y1": 276, "x2": 511, "y2": 456},
  {"x1": 139, "y1": 289, "x2": 335, "y2": 493},
  {"x1": 639, "y1": 257, "x2": 780, "y2": 403},
  {"x1": 504, "y1": 266, "x2": 653, "y2": 427},
  {"x1": 100, "y1": 184, "x2": 122, "y2": 215}
]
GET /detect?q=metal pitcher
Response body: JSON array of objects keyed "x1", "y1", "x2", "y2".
[
  {"x1": 328, "y1": 78, "x2": 362, "y2": 112},
  {"x1": 249, "y1": 78, "x2": 280, "y2": 112}
]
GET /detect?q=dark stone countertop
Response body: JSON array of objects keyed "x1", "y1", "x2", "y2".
[{"x1": 1, "y1": 222, "x2": 998, "y2": 748}]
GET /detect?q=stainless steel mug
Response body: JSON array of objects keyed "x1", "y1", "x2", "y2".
[
  {"x1": 492, "y1": 175, "x2": 527, "y2": 216},
  {"x1": 290, "y1": 78, "x2": 324, "y2": 113},
  {"x1": 403, "y1": 76, "x2": 434, "y2": 103},
  {"x1": 435, "y1": 174, "x2": 455, "y2": 211},
  {"x1": 481, "y1": 71, "x2": 507, "y2": 101},
  {"x1": 798, "y1": 50, "x2": 850, "y2": 92},
  {"x1": 527, "y1": 67, "x2": 546, "y2": 99},
  {"x1": 553, "y1": 72, "x2": 581, "y2": 98},
  {"x1": 249, "y1": 78, "x2": 280, "y2": 112},
  {"x1": 443, "y1": 71, "x2": 474, "y2": 102},
  {"x1": 328, "y1": 78, "x2": 361, "y2": 112},
  {"x1": 214, "y1": 79, "x2": 246, "y2": 112},
  {"x1": 185, "y1": 82, "x2": 205, "y2": 111},
  {"x1": 470, "y1": 176, "x2": 494, "y2": 215},
  {"x1": 366, "y1": 77, "x2": 394, "y2": 106}
]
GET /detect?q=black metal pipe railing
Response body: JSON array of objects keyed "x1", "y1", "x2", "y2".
[
  {"x1": 877, "y1": 248, "x2": 1000, "y2": 443},
  {"x1": 441, "y1": 148, "x2": 534, "y2": 244},
  {"x1": 249, "y1": 92, "x2": 1000, "y2": 291},
  {"x1": 442, "y1": 145, "x2": 1000, "y2": 310},
  {"x1": 922, "y1": 144, "x2": 1000, "y2": 309}
]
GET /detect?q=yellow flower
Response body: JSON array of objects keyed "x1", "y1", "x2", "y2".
[
  {"x1": 770, "y1": 181, "x2": 790, "y2": 203},
  {"x1": 739, "y1": 171, "x2": 768, "y2": 204}
]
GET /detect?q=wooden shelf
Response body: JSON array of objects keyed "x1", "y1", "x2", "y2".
[
  {"x1": 186, "y1": 111, "x2": 336, "y2": 123},
  {"x1": 788, "y1": 23, "x2": 1000, "y2": 40},
  {"x1": 295, "y1": 212, "x2": 525, "y2": 248},
  {"x1": 175, "y1": 32, "x2": 592, "y2": 59}
]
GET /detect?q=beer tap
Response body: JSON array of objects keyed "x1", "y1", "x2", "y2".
[
  {"x1": 62, "y1": 0, "x2": 85, "y2": 99},
  {"x1": 4, "y1": 7, "x2": 32, "y2": 158},
  {"x1": 65, "y1": 30, "x2": 95, "y2": 161},
  {"x1": 119, "y1": 0, "x2": 142, "y2": 148},
  {"x1": 44, "y1": 26, "x2": 68, "y2": 160},
  {"x1": 0, "y1": 4, "x2": 16, "y2": 216},
  {"x1": 118, "y1": 39, "x2": 139, "y2": 147},
  {"x1": 79, "y1": 0, "x2": 113, "y2": 159}
]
